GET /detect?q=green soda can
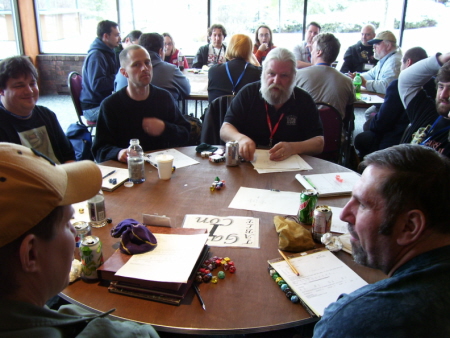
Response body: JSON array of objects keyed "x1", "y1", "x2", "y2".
[
  {"x1": 80, "y1": 235, "x2": 104, "y2": 282},
  {"x1": 298, "y1": 189, "x2": 318, "y2": 225}
]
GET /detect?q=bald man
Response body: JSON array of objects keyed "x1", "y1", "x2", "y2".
[{"x1": 340, "y1": 24, "x2": 378, "y2": 73}]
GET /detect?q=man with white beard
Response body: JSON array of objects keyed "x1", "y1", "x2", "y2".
[
  {"x1": 348, "y1": 30, "x2": 402, "y2": 94},
  {"x1": 220, "y1": 47, "x2": 324, "y2": 161}
]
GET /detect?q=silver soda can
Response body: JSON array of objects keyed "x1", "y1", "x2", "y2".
[
  {"x1": 73, "y1": 221, "x2": 91, "y2": 247},
  {"x1": 226, "y1": 141, "x2": 239, "y2": 166},
  {"x1": 80, "y1": 235, "x2": 103, "y2": 282},
  {"x1": 312, "y1": 205, "x2": 333, "y2": 242}
]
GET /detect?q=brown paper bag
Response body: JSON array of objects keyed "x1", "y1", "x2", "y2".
[{"x1": 274, "y1": 216, "x2": 315, "y2": 252}]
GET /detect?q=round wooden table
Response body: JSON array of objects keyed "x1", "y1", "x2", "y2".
[{"x1": 61, "y1": 147, "x2": 385, "y2": 335}]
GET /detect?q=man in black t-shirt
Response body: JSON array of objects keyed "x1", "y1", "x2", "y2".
[
  {"x1": 0, "y1": 56, "x2": 74, "y2": 163},
  {"x1": 220, "y1": 47, "x2": 324, "y2": 161}
]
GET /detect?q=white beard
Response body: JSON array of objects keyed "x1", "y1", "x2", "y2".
[{"x1": 260, "y1": 79, "x2": 295, "y2": 106}]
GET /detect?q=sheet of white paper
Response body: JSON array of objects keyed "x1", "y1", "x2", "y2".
[
  {"x1": 115, "y1": 233, "x2": 208, "y2": 283},
  {"x1": 251, "y1": 149, "x2": 312, "y2": 172},
  {"x1": 270, "y1": 250, "x2": 367, "y2": 316},
  {"x1": 145, "y1": 148, "x2": 199, "y2": 169},
  {"x1": 360, "y1": 94, "x2": 385, "y2": 104},
  {"x1": 229, "y1": 187, "x2": 299, "y2": 215},
  {"x1": 182, "y1": 215, "x2": 260, "y2": 248},
  {"x1": 329, "y1": 206, "x2": 348, "y2": 234}
]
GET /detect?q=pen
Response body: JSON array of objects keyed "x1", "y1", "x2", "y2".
[
  {"x1": 193, "y1": 284, "x2": 206, "y2": 310},
  {"x1": 102, "y1": 170, "x2": 116, "y2": 179},
  {"x1": 303, "y1": 176, "x2": 317, "y2": 190},
  {"x1": 278, "y1": 249, "x2": 300, "y2": 276}
]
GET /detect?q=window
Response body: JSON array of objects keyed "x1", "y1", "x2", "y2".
[
  {"x1": 35, "y1": 0, "x2": 118, "y2": 54},
  {"x1": 210, "y1": 0, "x2": 410, "y2": 67},
  {"x1": 0, "y1": 0, "x2": 22, "y2": 59},
  {"x1": 401, "y1": 0, "x2": 448, "y2": 56},
  {"x1": 117, "y1": 0, "x2": 207, "y2": 56}
]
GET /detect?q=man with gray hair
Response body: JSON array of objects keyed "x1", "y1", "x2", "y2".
[
  {"x1": 348, "y1": 30, "x2": 402, "y2": 94},
  {"x1": 220, "y1": 47, "x2": 324, "y2": 161},
  {"x1": 295, "y1": 33, "x2": 355, "y2": 119}
]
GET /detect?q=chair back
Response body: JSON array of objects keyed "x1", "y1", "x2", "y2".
[
  {"x1": 200, "y1": 95, "x2": 235, "y2": 145},
  {"x1": 315, "y1": 102, "x2": 343, "y2": 163},
  {"x1": 67, "y1": 71, "x2": 84, "y2": 125}
]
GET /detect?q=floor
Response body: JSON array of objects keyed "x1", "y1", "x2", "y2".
[{"x1": 39, "y1": 94, "x2": 366, "y2": 142}]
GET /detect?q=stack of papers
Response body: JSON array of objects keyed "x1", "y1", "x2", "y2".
[{"x1": 251, "y1": 149, "x2": 312, "y2": 173}]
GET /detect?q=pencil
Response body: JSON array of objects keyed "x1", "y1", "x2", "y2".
[{"x1": 278, "y1": 249, "x2": 300, "y2": 276}]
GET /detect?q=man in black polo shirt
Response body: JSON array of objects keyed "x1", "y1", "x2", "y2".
[{"x1": 220, "y1": 47, "x2": 324, "y2": 161}]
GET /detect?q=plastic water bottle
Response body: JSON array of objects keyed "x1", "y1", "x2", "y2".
[
  {"x1": 127, "y1": 139, "x2": 145, "y2": 184},
  {"x1": 353, "y1": 73, "x2": 362, "y2": 100},
  {"x1": 178, "y1": 48, "x2": 185, "y2": 71}
]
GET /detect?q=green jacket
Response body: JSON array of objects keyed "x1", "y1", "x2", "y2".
[{"x1": 0, "y1": 299, "x2": 159, "y2": 338}]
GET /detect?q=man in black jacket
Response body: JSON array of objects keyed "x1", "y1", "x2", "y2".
[{"x1": 340, "y1": 24, "x2": 378, "y2": 74}]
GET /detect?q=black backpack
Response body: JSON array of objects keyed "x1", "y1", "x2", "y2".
[
  {"x1": 184, "y1": 114, "x2": 202, "y2": 146},
  {"x1": 66, "y1": 122, "x2": 94, "y2": 161}
]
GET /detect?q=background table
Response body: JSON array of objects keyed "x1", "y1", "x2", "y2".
[{"x1": 62, "y1": 147, "x2": 386, "y2": 335}]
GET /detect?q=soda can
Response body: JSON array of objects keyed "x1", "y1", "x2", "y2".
[
  {"x1": 226, "y1": 141, "x2": 239, "y2": 166},
  {"x1": 298, "y1": 189, "x2": 318, "y2": 225},
  {"x1": 88, "y1": 193, "x2": 106, "y2": 228},
  {"x1": 73, "y1": 221, "x2": 91, "y2": 247},
  {"x1": 80, "y1": 235, "x2": 104, "y2": 282},
  {"x1": 312, "y1": 205, "x2": 333, "y2": 242}
]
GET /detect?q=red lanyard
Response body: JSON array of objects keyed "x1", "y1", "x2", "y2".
[{"x1": 265, "y1": 102, "x2": 285, "y2": 148}]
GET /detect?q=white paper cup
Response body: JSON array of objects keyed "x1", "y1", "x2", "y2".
[{"x1": 156, "y1": 154, "x2": 174, "y2": 180}]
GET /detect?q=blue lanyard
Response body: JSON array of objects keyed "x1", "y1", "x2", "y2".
[
  {"x1": 316, "y1": 63, "x2": 330, "y2": 66},
  {"x1": 420, "y1": 116, "x2": 450, "y2": 145},
  {"x1": 225, "y1": 62, "x2": 249, "y2": 95}
]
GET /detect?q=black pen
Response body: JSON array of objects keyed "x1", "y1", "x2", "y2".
[
  {"x1": 102, "y1": 170, "x2": 116, "y2": 179},
  {"x1": 193, "y1": 284, "x2": 206, "y2": 310}
]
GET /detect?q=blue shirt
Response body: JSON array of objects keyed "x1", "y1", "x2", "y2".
[{"x1": 313, "y1": 245, "x2": 450, "y2": 337}]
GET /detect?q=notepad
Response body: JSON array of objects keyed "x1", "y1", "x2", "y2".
[
  {"x1": 268, "y1": 249, "x2": 367, "y2": 317},
  {"x1": 295, "y1": 172, "x2": 360, "y2": 197},
  {"x1": 98, "y1": 165, "x2": 129, "y2": 191}
]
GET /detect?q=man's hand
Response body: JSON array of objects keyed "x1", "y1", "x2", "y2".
[
  {"x1": 269, "y1": 142, "x2": 293, "y2": 161},
  {"x1": 117, "y1": 148, "x2": 128, "y2": 163},
  {"x1": 258, "y1": 43, "x2": 268, "y2": 52},
  {"x1": 360, "y1": 76, "x2": 367, "y2": 88},
  {"x1": 142, "y1": 117, "x2": 165, "y2": 136},
  {"x1": 237, "y1": 135, "x2": 256, "y2": 161}
]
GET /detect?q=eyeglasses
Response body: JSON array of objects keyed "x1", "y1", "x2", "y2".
[
  {"x1": 164, "y1": 42, "x2": 173, "y2": 46},
  {"x1": 259, "y1": 33, "x2": 270, "y2": 38}
]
